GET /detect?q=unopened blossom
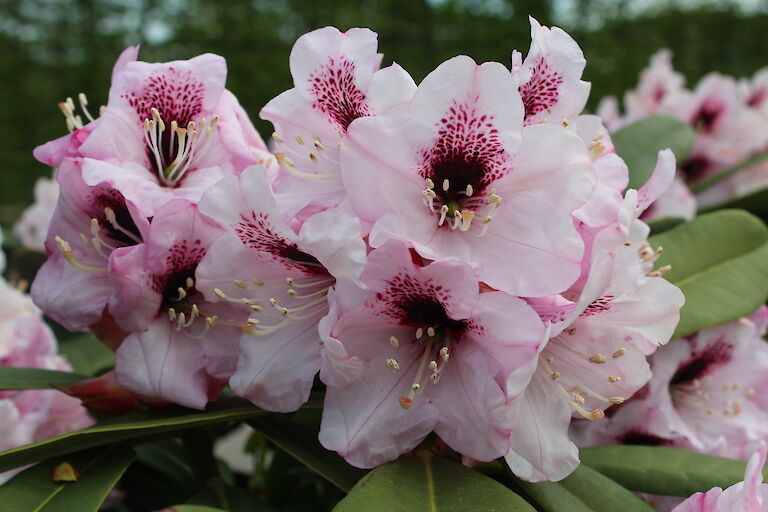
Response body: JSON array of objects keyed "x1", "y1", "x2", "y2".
[
  {"x1": 319, "y1": 239, "x2": 545, "y2": 468},
  {"x1": 62, "y1": 47, "x2": 274, "y2": 216},
  {"x1": 512, "y1": 17, "x2": 591, "y2": 126},
  {"x1": 0, "y1": 233, "x2": 92, "y2": 483},
  {"x1": 671, "y1": 445, "x2": 768, "y2": 512},
  {"x1": 262, "y1": 26, "x2": 416, "y2": 216},
  {"x1": 575, "y1": 307, "x2": 768, "y2": 461},
  {"x1": 13, "y1": 176, "x2": 59, "y2": 252},
  {"x1": 195, "y1": 166, "x2": 366, "y2": 412},
  {"x1": 108, "y1": 199, "x2": 244, "y2": 409},
  {"x1": 342, "y1": 54, "x2": 596, "y2": 296},
  {"x1": 31, "y1": 159, "x2": 149, "y2": 332}
]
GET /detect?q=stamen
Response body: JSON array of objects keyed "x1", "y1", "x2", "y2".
[
  {"x1": 608, "y1": 376, "x2": 621, "y2": 383},
  {"x1": 612, "y1": 348, "x2": 627, "y2": 358},
  {"x1": 295, "y1": 134, "x2": 305, "y2": 145},
  {"x1": 442, "y1": 179, "x2": 450, "y2": 191},
  {"x1": 416, "y1": 327, "x2": 424, "y2": 340},
  {"x1": 466, "y1": 184, "x2": 473, "y2": 196},
  {"x1": 55, "y1": 236, "x2": 107, "y2": 272},
  {"x1": 389, "y1": 336, "x2": 399, "y2": 347},
  {"x1": 426, "y1": 326, "x2": 435, "y2": 338},
  {"x1": 588, "y1": 354, "x2": 607, "y2": 364},
  {"x1": 386, "y1": 359, "x2": 400, "y2": 371}
]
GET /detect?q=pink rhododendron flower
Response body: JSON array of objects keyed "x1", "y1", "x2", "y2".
[
  {"x1": 70, "y1": 47, "x2": 273, "y2": 215},
  {"x1": 319, "y1": 239, "x2": 545, "y2": 468},
  {"x1": 573, "y1": 307, "x2": 768, "y2": 461},
  {"x1": 262, "y1": 26, "x2": 416, "y2": 216},
  {"x1": 640, "y1": 176, "x2": 697, "y2": 222},
  {"x1": 195, "y1": 166, "x2": 366, "y2": 412},
  {"x1": 13, "y1": 176, "x2": 59, "y2": 252},
  {"x1": 507, "y1": 245, "x2": 683, "y2": 481},
  {"x1": 0, "y1": 236, "x2": 92, "y2": 483},
  {"x1": 31, "y1": 159, "x2": 149, "y2": 332},
  {"x1": 342, "y1": 54, "x2": 596, "y2": 296},
  {"x1": 672, "y1": 445, "x2": 768, "y2": 512},
  {"x1": 108, "y1": 199, "x2": 244, "y2": 409},
  {"x1": 512, "y1": 17, "x2": 590, "y2": 126},
  {"x1": 623, "y1": 49, "x2": 686, "y2": 126}
]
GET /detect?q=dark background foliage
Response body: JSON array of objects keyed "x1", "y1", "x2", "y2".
[{"x1": 2, "y1": 0, "x2": 768, "y2": 225}]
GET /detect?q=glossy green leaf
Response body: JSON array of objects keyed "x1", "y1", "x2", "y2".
[
  {"x1": 58, "y1": 335, "x2": 115, "y2": 376},
  {"x1": 513, "y1": 464, "x2": 655, "y2": 512},
  {"x1": 699, "y1": 186, "x2": 768, "y2": 218},
  {"x1": 0, "y1": 367, "x2": 88, "y2": 390},
  {"x1": 161, "y1": 506, "x2": 226, "y2": 512},
  {"x1": 0, "y1": 445, "x2": 134, "y2": 512},
  {"x1": 0, "y1": 398, "x2": 320, "y2": 474},
  {"x1": 649, "y1": 209, "x2": 768, "y2": 339},
  {"x1": 581, "y1": 445, "x2": 756, "y2": 496},
  {"x1": 333, "y1": 451, "x2": 535, "y2": 512},
  {"x1": 612, "y1": 115, "x2": 695, "y2": 189},
  {"x1": 248, "y1": 416, "x2": 366, "y2": 492},
  {"x1": 647, "y1": 216, "x2": 685, "y2": 234},
  {"x1": 188, "y1": 477, "x2": 275, "y2": 511},
  {"x1": 134, "y1": 442, "x2": 196, "y2": 493}
]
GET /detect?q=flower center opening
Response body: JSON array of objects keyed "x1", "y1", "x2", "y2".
[
  {"x1": 383, "y1": 295, "x2": 466, "y2": 410},
  {"x1": 691, "y1": 102, "x2": 723, "y2": 134},
  {"x1": 669, "y1": 339, "x2": 749, "y2": 418},
  {"x1": 143, "y1": 108, "x2": 218, "y2": 188}
]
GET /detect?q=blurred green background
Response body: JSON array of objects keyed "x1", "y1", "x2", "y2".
[{"x1": 2, "y1": 0, "x2": 768, "y2": 226}]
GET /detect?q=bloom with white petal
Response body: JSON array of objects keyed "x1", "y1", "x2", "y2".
[
  {"x1": 319, "y1": 239, "x2": 545, "y2": 468},
  {"x1": 262, "y1": 26, "x2": 416, "y2": 216},
  {"x1": 196, "y1": 166, "x2": 367, "y2": 412},
  {"x1": 13, "y1": 176, "x2": 59, "y2": 252},
  {"x1": 512, "y1": 17, "x2": 591, "y2": 126},
  {"x1": 108, "y1": 199, "x2": 245, "y2": 409},
  {"x1": 342, "y1": 55, "x2": 596, "y2": 296},
  {"x1": 31, "y1": 159, "x2": 149, "y2": 332}
]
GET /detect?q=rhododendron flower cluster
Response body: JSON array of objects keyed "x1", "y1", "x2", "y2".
[
  {"x1": 28, "y1": 19, "x2": 684, "y2": 482},
  {"x1": 599, "y1": 49, "x2": 768, "y2": 216},
  {"x1": 0, "y1": 228, "x2": 92, "y2": 483}
]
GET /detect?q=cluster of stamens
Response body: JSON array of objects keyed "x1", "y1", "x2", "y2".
[
  {"x1": 633, "y1": 241, "x2": 671, "y2": 277},
  {"x1": 213, "y1": 274, "x2": 334, "y2": 336},
  {"x1": 385, "y1": 325, "x2": 453, "y2": 410},
  {"x1": 542, "y1": 339, "x2": 629, "y2": 421},
  {"x1": 55, "y1": 207, "x2": 141, "y2": 273},
  {"x1": 421, "y1": 178, "x2": 502, "y2": 235},
  {"x1": 166, "y1": 276, "x2": 219, "y2": 339},
  {"x1": 672, "y1": 375, "x2": 752, "y2": 418},
  {"x1": 143, "y1": 107, "x2": 218, "y2": 187},
  {"x1": 273, "y1": 131, "x2": 337, "y2": 179},
  {"x1": 58, "y1": 93, "x2": 103, "y2": 132}
]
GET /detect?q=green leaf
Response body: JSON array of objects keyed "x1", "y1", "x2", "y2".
[
  {"x1": 188, "y1": 477, "x2": 275, "y2": 512},
  {"x1": 58, "y1": 335, "x2": 115, "y2": 376},
  {"x1": 699, "y1": 186, "x2": 768, "y2": 218},
  {"x1": 161, "y1": 506, "x2": 226, "y2": 512},
  {"x1": 332, "y1": 451, "x2": 535, "y2": 512},
  {"x1": 649, "y1": 209, "x2": 768, "y2": 339},
  {"x1": 0, "y1": 445, "x2": 134, "y2": 512},
  {"x1": 0, "y1": 367, "x2": 88, "y2": 390},
  {"x1": 612, "y1": 115, "x2": 695, "y2": 189},
  {"x1": 134, "y1": 442, "x2": 196, "y2": 493},
  {"x1": 0, "y1": 397, "x2": 320, "y2": 474},
  {"x1": 647, "y1": 216, "x2": 685, "y2": 234},
  {"x1": 581, "y1": 445, "x2": 754, "y2": 497},
  {"x1": 513, "y1": 464, "x2": 655, "y2": 512},
  {"x1": 248, "y1": 416, "x2": 366, "y2": 492}
]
